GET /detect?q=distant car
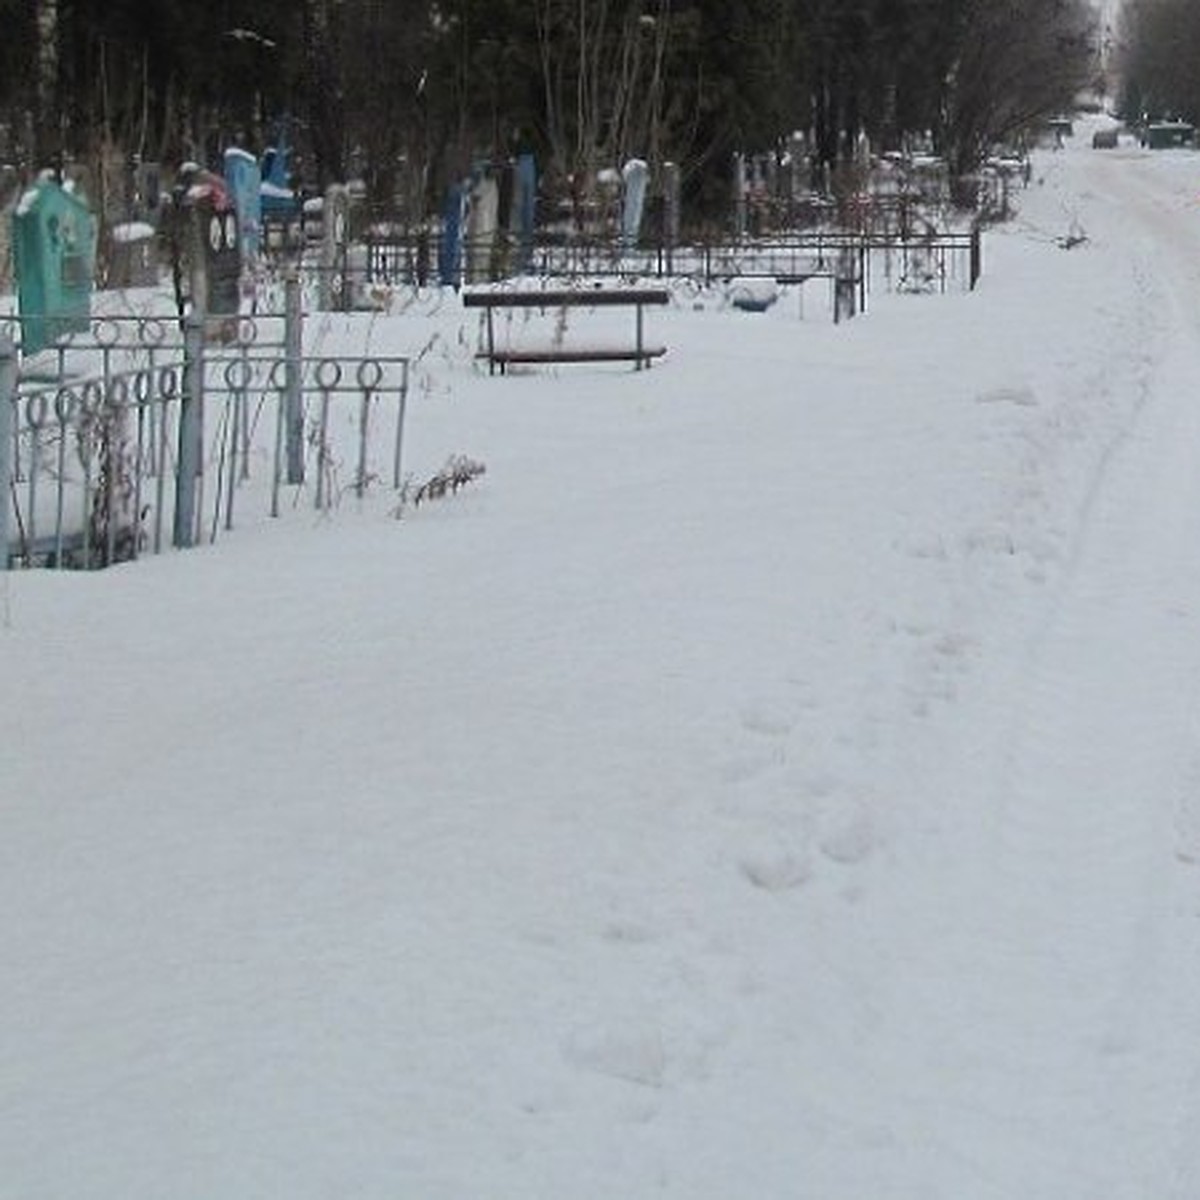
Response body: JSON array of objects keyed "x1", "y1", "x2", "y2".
[{"x1": 1092, "y1": 129, "x2": 1119, "y2": 149}]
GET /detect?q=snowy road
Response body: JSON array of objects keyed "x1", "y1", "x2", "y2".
[
  {"x1": 998, "y1": 148, "x2": 1200, "y2": 1190},
  {"x1": 917, "y1": 147, "x2": 1200, "y2": 1195}
]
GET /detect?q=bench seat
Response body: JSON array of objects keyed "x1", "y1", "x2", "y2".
[
  {"x1": 479, "y1": 345, "x2": 666, "y2": 370},
  {"x1": 465, "y1": 287, "x2": 669, "y2": 374}
]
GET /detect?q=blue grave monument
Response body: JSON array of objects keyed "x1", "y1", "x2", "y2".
[
  {"x1": 224, "y1": 146, "x2": 262, "y2": 268},
  {"x1": 439, "y1": 182, "x2": 465, "y2": 287},
  {"x1": 260, "y1": 130, "x2": 299, "y2": 223},
  {"x1": 511, "y1": 153, "x2": 536, "y2": 272}
]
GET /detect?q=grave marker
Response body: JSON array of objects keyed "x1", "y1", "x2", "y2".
[{"x1": 13, "y1": 178, "x2": 96, "y2": 355}]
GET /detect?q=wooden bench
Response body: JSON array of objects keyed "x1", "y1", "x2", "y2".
[{"x1": 462, "y1": 287, "x2": 670, "y2": 375}]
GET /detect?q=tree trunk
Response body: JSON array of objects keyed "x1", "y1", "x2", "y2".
[
  {"x1": 35, "y1": 0, "x2": 58, "y2": 170},
  {"x1": 305, "y1": 0, "x2": 345, "y2": 184}
]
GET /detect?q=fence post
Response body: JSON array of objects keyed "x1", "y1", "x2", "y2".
[
  {"x1": 174, "y1": 310, "x2": 205, "y2": 548},
  {"x1": 393, "y1": 361, "x2": 409, "y2": 490},
  {"x1": 970, "y1": 225, "x2": 982, "y2": 290},
  {"x1": 284, "y1": 267, "x2": 304, "y2": 484},
  {"x1": 834, "y1": 244, "x2": 858, "y2": 324},
  {"x1": 0, "y1": 333, "x2": 13, "y2": 570}
]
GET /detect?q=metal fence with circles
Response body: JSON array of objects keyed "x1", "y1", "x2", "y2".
[{"x1": 3, "y1": 327, "x2": 410, "y2": 569}]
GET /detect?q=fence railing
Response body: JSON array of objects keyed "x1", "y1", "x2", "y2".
[
  {"x1": 1, "y1": 287, "x2": 410, "y2": 571},
  {"x1": 364, "y1": 227, "x2": 982, "y2": 297}
]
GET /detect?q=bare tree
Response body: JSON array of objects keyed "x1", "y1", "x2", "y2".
[
  {"x1": 940, "y1": 0, "x2": 1097, "y2": 178},
  {"x1": 532, "y1": 0, "x2": 678, "y2": 218},
  {"x1": 304, "y1": 0, "x2": 347, "y2": 184}
]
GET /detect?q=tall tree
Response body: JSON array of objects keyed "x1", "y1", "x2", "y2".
[
  {"x1": 938, "y1": 0, "x2": 1096, "y2": 176},
  {"x1": 35, "y1": 0, "x2": 58, "y2": 167},
  {"x1": 0, "y1": 0, "x2": 1106, "y2": 220},
  {"x1": 1118, "y1": 0, "x2": 1200, "y2": 124}
]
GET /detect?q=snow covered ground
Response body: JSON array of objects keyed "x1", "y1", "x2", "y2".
[{"x1": 6, "y1": 115, "x2": 1200, "y2": 1197}]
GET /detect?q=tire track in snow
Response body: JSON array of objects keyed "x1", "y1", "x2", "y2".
[{"x1": 978, "y1": 150, "x2": 1200, "y2": 1196}]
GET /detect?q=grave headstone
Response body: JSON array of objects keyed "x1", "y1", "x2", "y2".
[
  {"x1": 318, "y1": 183, "x2": 349, "y2": 310},
  {"x1": 621, "y1": 158, "x2": 649, "y2": 249},
  {"x1": 180, "y1": 166, "x2": 240, "y2": 338},
  {"x1": 496, "y1": 159, "x2": 514, "y2": 234},
  {"x1": 131, "y1": 160, "x2": 162, "y2": 223},
  {"x1": 466, "y1": 171, "x2": 499, "y2": 283},
  {"x1": 734, "y1": 153, "x2": 748, "y2": 238},
  {"x1": 511, "y1": 152, "x2": 536, "y2": 272},
  {"x1": 261, "y1": 139, "x2": 299, "y2": 220},
  {"x1": 224, "y1": 146, "x2": 262, "y2": 268},
  {"x1": 662, "y1": 161, "x2": 681, "y2": 245},
  {"x1": 439, "y1": 182, "x2": 465, "y2": 287},
  {"x1": 107, "y1": 220, "x2": 158, "y2": 288},
  {"x1": 12, "y1": 178, "x2": 96, "y2": 355}
]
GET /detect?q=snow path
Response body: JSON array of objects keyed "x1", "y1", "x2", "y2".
[{"x1": 908, "y1": 149, "x2": 1200, "y2": 1195}]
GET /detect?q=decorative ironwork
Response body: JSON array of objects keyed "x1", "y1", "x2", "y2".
[{"x1": 3, "y1": 320, "x2": 410, "y2": 569}]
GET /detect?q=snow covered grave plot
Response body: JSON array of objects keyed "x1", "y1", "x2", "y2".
[
  {"x1": 360, "y1": 226, "x2": 980, "y2": 321},
  {"x1": 1, "y1": 312, "x2": 411, "y2": 568}
]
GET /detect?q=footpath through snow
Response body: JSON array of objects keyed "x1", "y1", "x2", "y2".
[
  {"x1": 4, "y1": 117, "x2": 1200, "y2": 1197},
  {"x1": 838, "y1": 133, "x2": 1200, "y2": 1196}
]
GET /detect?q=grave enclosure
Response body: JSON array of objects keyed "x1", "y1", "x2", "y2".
[
  {"x1": 2, "y1": 139, "x2": 989, "y2": 573},
  {"x1": 0, "y1": 284, "x2": 411, "y2": 572},
  {"x1": 1, "y1": 151, "x2": 418, "y2": 573}
]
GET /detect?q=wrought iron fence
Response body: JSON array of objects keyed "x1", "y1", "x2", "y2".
[
  {"x1": 363, "y1": 227, "x2": 982, "y2": 298},
  {"x1": 1, "y1": 299, "x2": 410, "y2": 570}
]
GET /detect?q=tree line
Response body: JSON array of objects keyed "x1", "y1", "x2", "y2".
[
  {"x1": 1118, "y1": 0, "x2": 1200, "y2": 126},
  {"x1": 0, "y1": 0, "x2": 1098, "y2": 221}
]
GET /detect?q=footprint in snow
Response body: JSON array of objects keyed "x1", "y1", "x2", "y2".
[
  {"x1": 739, "y1": 848, "x2": 812, "y2": 893},
  {"x1": 718, "y1": 747, "x2": 785, "y2": 786},
  {"x1": 818, "y1": 807, "x2": 877, "y2": 866},
  {"x1": 562, "y1": 1021, "x2": 667, "y2": 1088}
]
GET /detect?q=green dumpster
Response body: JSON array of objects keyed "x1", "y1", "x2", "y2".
[
  {"x1": 1143, "y1": 121, "x2": 1195, "y2": 149},
  {"x1": 13, "y1": 179, "x2": 96, "y2": 356}
]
